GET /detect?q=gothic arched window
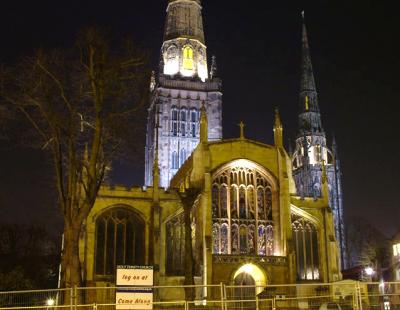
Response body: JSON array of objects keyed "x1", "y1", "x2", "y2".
[
  {"x1": 183, "y1": 46, "x2": 194, "y2": 70},
  {"x1": 171, "y1": 108, "x2": 178, "y2": 136},
  {"x1": 190, "y1": 109, "x2": 197, "y2": 137},
  {"x1": 95, "y1": 208, "x2": 144, "y2": 277},
  {"x1": 172, "y1": 151, "x2": 178, "y2": 169},
  {"x1": 180, "y1": 108, "x2": 187, "y2": 136},
  {"x1": 211, "y1": 161, "x2": 276, "y2": 256},
  {"x1": 291, "y1": 214, "x2": 320, "y2": 280}
]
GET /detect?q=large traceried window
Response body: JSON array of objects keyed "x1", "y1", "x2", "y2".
[
  {"x1": 212, "y1": 161, "x2": 275, "y2": 256},
  {"x1": 291, "y1": 214, "x2": 320, "y2": 280},
  {"x1": 95, "y1": 208, "x2": 144, "y2": 278}
]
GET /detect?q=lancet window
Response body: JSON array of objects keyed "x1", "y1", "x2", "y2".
[
  {"x1": 212, "y1": 163, "x2": 275, "y2": 256},
  {"x1": 291, "y1": 214, "x2": 320, "y2": 280},
  {"x1": 183, "y1": 46, "x2": 194, "y2": 70},
  {"x1": 95, "y1": 208, "x2": 144, "y2": 278}
]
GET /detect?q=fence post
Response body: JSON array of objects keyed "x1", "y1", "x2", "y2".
[
  {"x1": 184, "y1": 300, "x2": 189, "y2": 310},
  {"x1": 93, "y1": 303, "x2": 97, "y2": 310},
  {"x1": 272, "y1": 297, "x2": 276, "y2": 310},
  {"x1": 70, "y1": 287, "x2": 74, "y2": 310},
  {"x1": 220, "y1": 283, "x2": 224, "y2": 310},
  {"x1": 355, "y1": 282, "x2": 362, "y2": 310},
  {"x1": 74, "y1": 286, "x2": 78, "y2": 310},
  {"x1": 224, "y1": 284, "x2": 228, "y2": 310},
  {"x1": 256, "y1": 294, "x2": 259, "y2": 310}
]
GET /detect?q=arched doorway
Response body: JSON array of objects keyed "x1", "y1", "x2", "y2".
[{"x1": 232, "y1": 264, "x2": 267, "y2": 309}]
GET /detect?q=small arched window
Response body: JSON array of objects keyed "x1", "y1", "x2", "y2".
[{"x1": 183, "y1": 46, "x2": 194, "y2": 70}]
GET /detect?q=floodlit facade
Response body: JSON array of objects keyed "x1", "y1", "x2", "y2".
[{"x1": 78, "y1": 0, "x2": 345, "y2": 299}]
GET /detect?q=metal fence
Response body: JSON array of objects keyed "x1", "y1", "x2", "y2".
[{"x1": 1, "y1": 281, "x2": 400, "y2": 310}]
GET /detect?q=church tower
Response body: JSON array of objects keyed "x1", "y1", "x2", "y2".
[
  {"x1": 145, "y1": 0, "x2": 222, "y2": 188},
  {"x1": 292, "y1": 18, "x2": 347, "y2": 269}
]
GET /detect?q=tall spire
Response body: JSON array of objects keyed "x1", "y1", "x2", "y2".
[{"x1": 298, "y1": 13, "x2": 324, "y2": 137}]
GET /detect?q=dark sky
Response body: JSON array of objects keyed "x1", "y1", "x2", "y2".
[{"x1": 0, "y1": 0, "x2": 399, "y2": 236}]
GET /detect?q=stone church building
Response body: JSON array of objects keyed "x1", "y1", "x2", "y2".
[{"x1": 78, "y1": 0, "x2": 346, "y2": 299}]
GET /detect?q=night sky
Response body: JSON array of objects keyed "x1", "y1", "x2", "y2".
[{"x1": 0, "y1": 1, "x2": 399, "y2": 237}]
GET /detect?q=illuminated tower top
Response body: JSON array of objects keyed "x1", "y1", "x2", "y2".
[
  {"x1": 162, "y1": 0, "x2": 208, "y2": 81},
  {"x1": 298, "y1": 17, "x2": 324, "y2": 138},
  {"x1": 164, "y1": 0, "x2": 204, "y2": 43}
]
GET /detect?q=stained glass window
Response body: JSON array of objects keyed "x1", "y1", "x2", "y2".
[
  {"x1": 239, "y1": 187, "x2": 246, "y2": 219},
  {"x1": 221, "y1": 224, "x2": 228, "y2": 254},
  {"x1": 212, "y1": 185, "x2": 219, "y2": 218},
  {"x1": 258, "y1": 225, "x2": 266, "y2": 255},
  {"x1": 231, "y1": 224, "x2": 239, "y2": 254},
  {"x1": 240, "y1": 225, "x2": 247, "y2": 254},
  {"x1": 211, "y1": 163, "x2": 275, "y2": 256},
  {"x1": 220, "y1": 185, "x2": 228, "y2": 218},
  {"x1": 212, "y1": 224, "x2": 220, "y2": 254}
]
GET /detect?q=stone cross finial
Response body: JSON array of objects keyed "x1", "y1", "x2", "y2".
[{"x1": 239, "y1": 121, "x2": 245, "y2": 139}]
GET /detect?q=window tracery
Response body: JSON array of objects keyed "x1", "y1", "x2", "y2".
[
  {"x1": 95, "y1": 208, "x2": 144, "y2": 277},
  {"x1": 291, "y1": 214, "x2": 320, "y2": 280},
  {"x1": 170, "y1": 107, "x2": 198, "y2": 138},
  {"x1": 211, "y1": 164, "x2": 275, "y2": 256}
]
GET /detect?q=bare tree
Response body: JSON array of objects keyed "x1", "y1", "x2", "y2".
[
  {"x1": 346, "y1": 216, "x2": 391, "y2": 280},
  {"x1": 0, "y1": 28, "x2": 149, "y2": 289}
]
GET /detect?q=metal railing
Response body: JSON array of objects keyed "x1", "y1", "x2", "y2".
[{"x1": 1, "y1": 281, "x2": 400, "y2": 309}]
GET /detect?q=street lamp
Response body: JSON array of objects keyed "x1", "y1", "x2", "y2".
[{"x1": 364, "y1": 267, "x2": 374, "y2": 276}]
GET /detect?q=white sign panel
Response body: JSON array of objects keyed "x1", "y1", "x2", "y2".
[
  {"x1": 116, "y1": 265, "x2": 153, "y2": 286},
  {"x1": 116, "y1": 289, "x2": 153, "y2": 310}
]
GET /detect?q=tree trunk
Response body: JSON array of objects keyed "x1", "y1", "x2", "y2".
[{"x1": 63, "y1": 222, "x2": 83, "y2": 304}]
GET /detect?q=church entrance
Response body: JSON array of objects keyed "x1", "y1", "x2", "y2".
[
  {"x1": 234, "y1": 272, "x2": 256, "y2": 303},
  {"x1": 231, "y1": 264, "x2": 267, "y2": 310}
]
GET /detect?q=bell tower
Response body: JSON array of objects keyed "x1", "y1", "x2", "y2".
[
  {"x1": 145, "y1": 0, "x2": 222, "y2": 188},
  {"x1": 292, "y1": 16, "x2": 347, "y2": 269}
]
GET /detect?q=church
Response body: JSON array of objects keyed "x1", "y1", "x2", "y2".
[{"x1": 78, "y1": 0, "x2": 346, "y2": 300}]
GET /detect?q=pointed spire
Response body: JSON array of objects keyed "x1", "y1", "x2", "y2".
[
  {"x1": 332, "y1": 134, "x2": 338, "y2": 156},
  {"x1": 150, "y1": 71, "x2": 156, "y2": 92},
  {"x1": 273, "y1": 108, "x2": 283, "y2": 147},
  {"x1": 200, "y1": 101, "x2": 208, "y2": 143},
  {"x1": 210, "y1": 55, "x2": 218, "y2": 79},
  {"x1": 321, "y1": 160, "x2": 329, "y2": 203},
  {"x1": 298, "y1": 13, "x2": 324, "y2": 136},
  {"x1": 300, "y1": 12, "x2": 317, "y2": 98},
  {"x1": 239, "y1": 121, "x2": 245, "y2": 139}
]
